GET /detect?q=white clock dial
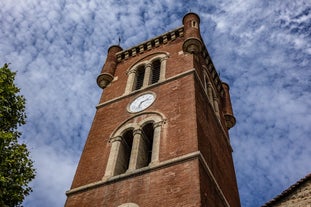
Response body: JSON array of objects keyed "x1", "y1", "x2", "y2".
[{"x1": 129, "y1": 93, "x2": 155, "y2": 113}]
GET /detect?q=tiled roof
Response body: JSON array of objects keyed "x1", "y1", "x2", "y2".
[{"x1": 261, "y1": 173, "x2": 311, "y2": 207}]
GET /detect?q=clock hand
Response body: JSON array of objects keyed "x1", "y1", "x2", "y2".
[
  {"x1": 138, "y1": 97, "x2": 151, "y2": 107},
  {"x1": 138, "y1": 100, "x2": 146, "y2": 107}
]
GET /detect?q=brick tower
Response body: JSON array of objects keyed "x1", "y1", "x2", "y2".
[{"x1": 65, "y1": 13, "x2": 241, "y2": 207}]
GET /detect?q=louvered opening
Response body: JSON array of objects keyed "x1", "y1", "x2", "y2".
[
  {"x1": 142, "y1": 123, "x2": 154, "y2": 166},
  {"x1": 115, "y1": 130, "x2": 133, "y2": 175},
  {"x1": 135, "y1": 66, "x2": 145, "y2": 90},
  {"x1": 151, "y1": 59, "x2": 161, "y2": 84}
]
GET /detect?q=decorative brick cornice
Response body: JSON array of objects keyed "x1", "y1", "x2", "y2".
[
  {"x1": 201, "y1": 48, "x2": 224, "y2": 97},
  {"x1": 115, "y1": 27, "x2": 184, "y2": 62},
  {"x1": 114, "y1": 24, "x2": 223, "y2": 96}
]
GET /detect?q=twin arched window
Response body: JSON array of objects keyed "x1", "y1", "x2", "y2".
[
  {"x1": 203, "y1": 71, "x2": 220, "y2": 120},
  {"x1": 125, "y1": 54, "x2": 168, "y2": 94},
  {"x1": 113, "y1": 123, "x2": 154, "y2": 175},
  {"x1": 134, "y1": 59, "x2": 161, "y2": 91},
  {"x1": 104, "y1": 115, "x2": 164, "y2": 178}
]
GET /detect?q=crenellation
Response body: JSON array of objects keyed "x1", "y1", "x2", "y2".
[
  {"x1": 154, "y1": 39, "x2": 160, "y2": 47},
  {"x1": 170, "y1": 31, "x2": 176, "y2": 40},
  {"x1": 132, "y1": 48, "x2": 137, "y2": 56},
  {"x1": 139, "y1": 45, "x2": 144, "y2": 53},
  {"x1": 162, "y1": 35, "x2": 168, "y2": 44},
  {"x1": 115, "y1": 27, "x2": 184, "y2": 62},
  {"x1": 147, "y1": 42, "x2": 152, "y2": 50},
  {"x1": 124, "y1": 51, "x2": 129, "y2": 59}
]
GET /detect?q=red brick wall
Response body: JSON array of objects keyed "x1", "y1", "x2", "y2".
[
  {"x1": 66, "y1": 160, "x2": 201, "y2": 207},
  {"x1": 69, "y1": 38, "x2": 199, "y2": 187},
  {"x1": 66, "y1": 32, "x2": 240, "y2": 206},
  {"x1": 195, "y1": 80, "x2": 240, "y2": 207}
]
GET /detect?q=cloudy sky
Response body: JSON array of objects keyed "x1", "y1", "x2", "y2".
[{"x1": 1, "y1": 0, "x2": 310, "y2": 206}]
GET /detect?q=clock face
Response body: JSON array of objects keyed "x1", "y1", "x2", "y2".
[{"x1": 129, "y1": 93, "x2": 155, "y2": 113}]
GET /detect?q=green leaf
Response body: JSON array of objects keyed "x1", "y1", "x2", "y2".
[{"x1": 0, "y1": 63, "x2": 36, "y2": 207}]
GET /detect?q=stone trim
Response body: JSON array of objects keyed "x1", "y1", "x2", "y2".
[
  {"x1": 66, "y1": 152, "x2": 198, "y2": 195},
  {"x1": 66, "y1": 151, "x2": 230, "y2": 207},
  {"x1": 198, "y1": 152, "x2": 231, "y2": 207},
  {"x1": 124, "y1": 53, "x2": 169, "y2": 94},
  {"x1": 96, "y1": 69, "x2": 195, "y2": 109},
  {"x1": 118, "y1": 203, "x2": 139, "y2": 207},
  {"x1": 104, "y1": 114, "x2": 165, "y2": 178}
]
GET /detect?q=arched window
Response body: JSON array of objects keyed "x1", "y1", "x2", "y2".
[
  {"x1": 125, "y1": 53, "x2": 168, "y2": 94},
  {"x1": 104, "y1": 114, "x2": 165, "y2": 179},
  {"x1": 114, "y1": 130, "x2": 133, "y2": 175},
  {"x1": 136, "y1": 123, "x2": 154, "y2": 168}
]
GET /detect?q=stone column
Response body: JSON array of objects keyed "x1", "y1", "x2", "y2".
[
  {"x1": 125, "y1": 69, "x2": 136, "y2": 94},
  {"x1": 143, "y1": 63, "x2": 152, "y2": 87},
  {"x1": 207, "y1": 82, "x2": 213, "y2": 105},
  {"x1": 127, "y1": 128, "x2": 143, "y2": 171},
  {"x1": 213, "y1": 97, "x2": 220, "y2": 120},
  {"x1": 150, "y1": 121, "x2": 163, "y2": 165},
  {"x1": 159, "y1": 56, "x2": 168, "y2": 81},
  {"x1": 104, "y1": 136, "x2": 122, "y2": 178}
]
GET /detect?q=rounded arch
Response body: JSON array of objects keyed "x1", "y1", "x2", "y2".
[
  {"x1": 110, "y1": 122, "x2": 140, "y2": 142},
  {"x1": 125, "y1": 52, "x2": 169, "y2": 94},
  {"x1": 104, "y1": 112, "x2": 165, "y2": 178},
  {"x1": 126, "y1": 51, "x2": 169, "y2": 73},
  {"x1": 109, "y1": 112, "x2": 165, "y2": 140},
  {"x1": 138, "y1": 114, "x2": 162, "y2": 127},
  {"x1": 127, "y1": 61, "x2": 149, "y2": 74}
]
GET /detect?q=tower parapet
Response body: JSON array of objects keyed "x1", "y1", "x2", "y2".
[{"x1": 97, "y1": 45, "x2": 123, "y2": 89}]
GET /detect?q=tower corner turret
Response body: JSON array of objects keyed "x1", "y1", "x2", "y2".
[
  {"x1": 97, "y1": 45, "x2": 123, "y2": 89},
  {"x1": 222, "y1": 82, "x2": 236, "y2": 129},
  {"x1": 182, "y1": 12, "x2": 203, "y2": 54}
]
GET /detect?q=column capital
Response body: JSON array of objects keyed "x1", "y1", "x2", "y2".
[
  {"x1": 153, "y1": 120, "x2": 165, "y2": 129},
  {"x1": 145, "y1": 62, "x2": 152, "y2": 68},
  {"x1": 127, "y1": 68, "x2": 137, "y2": 75},
  {"x1": 133, "y1": 128, "x2": 143, "y2": 136},
  {"x1": 109, "y1": 136, "x2": 122, "y2": 143},
  {"x1": 160, "y1": 56, "x2": 168, "y2": 62}
]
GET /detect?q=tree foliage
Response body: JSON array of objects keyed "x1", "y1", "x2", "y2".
[{"x1": 0, "y1": 64, "x2": 35, "y2": 207}]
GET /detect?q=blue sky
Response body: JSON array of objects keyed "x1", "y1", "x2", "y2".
[{"x1": 1, "y1": 0, "x2": 310, "y2": 206}]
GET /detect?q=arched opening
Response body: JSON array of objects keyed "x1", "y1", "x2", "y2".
[
  {"x1": 141, "y1": 123, "x2": 154, "y2": 167},
  {"x1": 115, "y1": 129, "x2": 133, "y2": 175},
  {"x1": 104, "y1": 113, "x2": 165, "y2": 178}
]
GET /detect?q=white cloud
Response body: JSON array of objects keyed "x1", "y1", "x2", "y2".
[
  {"x1": 0, "y1": 0, "x2": 310, "y2": 206},
  {"x1": 23, "y1": 145, "x2": 78, "y2": 207}
]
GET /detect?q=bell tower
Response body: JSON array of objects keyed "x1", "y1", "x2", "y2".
[{"x1": 65, "y1": 12, "x2": 241, "y2": 207}]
